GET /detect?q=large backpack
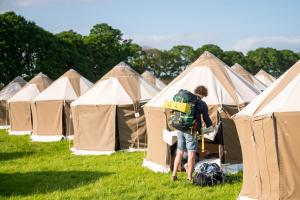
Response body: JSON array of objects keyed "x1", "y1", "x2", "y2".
[
  {"x1": 193, "y1": 162, "x2": 224, "y2": 186},
  {"x1": 170, "y1": 89, "x2": 197, "y2": 131}
]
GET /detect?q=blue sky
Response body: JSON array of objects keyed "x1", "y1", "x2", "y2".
[{"x1": 1, "y1": 0, "x2": 300, "y2": 52}]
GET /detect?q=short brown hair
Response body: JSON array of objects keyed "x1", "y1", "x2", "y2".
[{"x1": 194, "y1": 85, "x2": 208, "y2": 97}]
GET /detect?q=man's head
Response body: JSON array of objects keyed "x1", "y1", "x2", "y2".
[{"x1": 194, "y1": 85, "x2": 208, "y2": 99}]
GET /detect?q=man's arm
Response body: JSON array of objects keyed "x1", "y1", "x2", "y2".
[{"x1": 202, "y1": 102, "x2": 212, "y2": 128}]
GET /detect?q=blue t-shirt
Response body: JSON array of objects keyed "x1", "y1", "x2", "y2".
[{"x1": 194, "y1": 99, "x2": 212, "y2": 132}]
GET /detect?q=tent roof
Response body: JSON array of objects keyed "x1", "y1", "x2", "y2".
[
  {"x1": 0, "y1": 76, "x2": 27, "y2": 100},
  {"x1": 34, "y1": 69, "x2": 93, "y2": 101},
  {"x1": 8, "y1": 73, "x2": 52, "y2": 102},
  {"x1": 142, "y1": 70, "x2": 166, "y2": 90},
  {"x1": 232, "y1": 63, "x2": 267, "y2": 91},
  {"x1": 145, "y1": 51, "x2": 259, "y2": 108},
  {"x1": 255, "y1": 69, "x2": 276, "y2": 86},
  {"x1": 237, "y1": 60, "x2": 300, "y2": 117},
  {"x1": 72, "y1": 62, "x2": 159, "y2": 106}
]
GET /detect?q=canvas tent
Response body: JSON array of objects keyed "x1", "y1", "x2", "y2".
[
  {"x1": 143, "y1": 51, "x2": 260, "y2": 173},
  {"x1": 142, "y1": 70, "x2": 166, "y2": 90},
  {"x1": 31, "y1": 69, "x2": 93, "y2": 142},
  {"x1": 232, "y1": 63, "x2": 267, "y2": 92},
  {"x1": 0, "y1": 76, "x2": 27, "y2": 129},
  {"x1": 71, "y1": 62, "x2": 159, "y2": 155},
  {"x1": 255, "y1": 69, "x2": 276, "y2": 86},
  {"x1": 8, "y1": 73, "x2": 52, "y2": 135},
  {"x1": 234, "y1": 60, "x2": 300, "y2": 200}
]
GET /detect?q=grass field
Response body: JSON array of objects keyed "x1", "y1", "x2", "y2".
[{"x1": 0, "y1": 130, "x2": 242, "y2": 200}]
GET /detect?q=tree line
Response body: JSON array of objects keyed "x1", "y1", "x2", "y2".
[{"x1": 1, "y1": 11, "x2": 299, "y2": 86}]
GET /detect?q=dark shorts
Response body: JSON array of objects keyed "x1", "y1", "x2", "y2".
[{"x1": 177, "y1": 130, "x2": 198, "y2": 152}]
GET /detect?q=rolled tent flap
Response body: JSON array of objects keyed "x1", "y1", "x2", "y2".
[
  {"x1": 9, "y1": 101, "x2": 32, "y2": 131},
  {"x1": 72, "y1": 105, "x2": 116, "y2": 151}
]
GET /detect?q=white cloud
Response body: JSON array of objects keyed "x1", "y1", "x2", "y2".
[
  {"x1": 125, "y1": 33, "x2": 222, "y2": 50},
  {"x1": 233, "y1": 36, "x2": 300, "y2": 53}
]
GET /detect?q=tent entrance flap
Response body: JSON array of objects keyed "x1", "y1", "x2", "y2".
[
  {"x1": 75, "y1": 105, "x2": 116, "y2": 151},
  {"x1": 33, "y1": 100, "x2": 63, "y2": 135},
  {"x1": 63, "y1": 101, "x2": 74, "y2": 137},
  {"x1": 0, "y1": 100, "x2": 9, "y2": 125},
  {"x1": 9, "y1": 101, "x2": 32, "y2": 131},
  {"x1": 116, "y1": 103, "x2": 147, "y2": 150}
]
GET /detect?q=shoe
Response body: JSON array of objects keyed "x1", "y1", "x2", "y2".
[{"x1": 171, "y1": 175, "x2": 178, "y2": 181}]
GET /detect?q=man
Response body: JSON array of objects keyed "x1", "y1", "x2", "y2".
[{"x1": 171, "y1": 85, "x2": 212, "y2": 181}]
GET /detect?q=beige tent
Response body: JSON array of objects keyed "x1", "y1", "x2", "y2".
[
  {"x1": 141, "y1": 70, "x2": 166, "y2": 90},
  {"x1": 31, "y1": 69, "x2": 93, "y2": 142},
  {"x1": 143, "y1": 51, "x2": 260, "y2": 172},
  {"x1": 0, "y1": 76, "x2": 27, "y2": 129},
  {"x1": 71, "y1": 62, "x2": 159, "y2": 155},
  {"x1": 232, "y1": 63, "x2": 267, "y2": 92},
  {"x1": 255, "y1": 69, "x2": 276, "y2": 86},
  {"x1": 234, "y1": 60, "x2": 300, "y2": 200},
  {"x1": 8, "y1": 73, "x2": 52, "y2": 135}
]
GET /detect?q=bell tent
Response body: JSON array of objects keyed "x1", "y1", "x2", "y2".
[
  {"x1": 0, "y1": 76, "x2": 27, "y2": 129},
  {"x1": 255, "y1": 69, "x2": 276, "y2": 86},
  {"x1": 232, "y1": 63, "x2": 267, "y2": 92},
  {"x1": 143, "y1": 51, "x2": 260, "y2": 172},
  {"x1": 31, "y1": 69, "x2": 93, "y2": 142},
  {"x1": 142, "y1": 70, "x2": 166, "y2": 90},
  {"x1": 234, "y1": 60, "x2": 300, "y2": 200},
  {"x1": 71, "y1": 62, "x2": 159, "y2": 155},
  {"x1": 8, "y1": 73, "x2": 52, "y2": 135}
]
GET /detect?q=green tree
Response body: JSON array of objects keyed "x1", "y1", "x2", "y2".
[
  {"x1": 0, "y1": 12, "x2": 49, "y2": 84},
  {"x1": 247, "y1": 48, "x2": 285, "y2": 77},
  {"x1": 222, "y1": 50, "x2": 248, "y2": 67},
  {"x1": 168, "y1": 45, "x2": 196, "y2": 68},
  {"x1": 84, "y1": 23, "x2": 126, "y2": 78},
  {"x1": 126, "y1": 44, "x2": 148, "y2": 74},
  {"x1": 54, "y1": 30, "x2": 94, "y2": 80},
  {"x1": 195, "y1": 44, "x2": 223, "y2": 59},
  {"x1": 280, "y1": 49, "x2": 299, "y2": 73}
]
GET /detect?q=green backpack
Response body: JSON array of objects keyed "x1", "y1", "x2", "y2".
[{"x1": 170, "y1": 89, "x2": 197, "y2": 131}]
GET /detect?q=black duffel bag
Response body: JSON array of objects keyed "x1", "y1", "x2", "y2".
[{"x1": 193, "y1": 162, "x2": 224, "y2": 186}]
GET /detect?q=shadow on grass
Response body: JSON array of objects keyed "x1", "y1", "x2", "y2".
[
  {"x1": 224, "y1": 172, "x2": 243, "y2": 184},
  {"x1": 0, "y1": 152, "x2": 34, "y2": 162},
  {"x1": 0, "y1": 170, "x2": 112, "y2": 197}
]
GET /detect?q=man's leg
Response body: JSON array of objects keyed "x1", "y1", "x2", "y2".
[
  {"x1": 187, "y1": 151, "x2": 196, "y2": 180},
  {"x1": 172, "y1": 150, "x2": 184, "y2": 177}
]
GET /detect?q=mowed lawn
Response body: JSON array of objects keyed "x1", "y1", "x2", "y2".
[{"x1": 0, "y1": 130, "x2": 242, "y2": 200}]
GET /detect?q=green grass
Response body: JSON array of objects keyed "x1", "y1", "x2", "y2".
[{"x1": 0, "y1": 130, "x2": 242, "y2": 200}]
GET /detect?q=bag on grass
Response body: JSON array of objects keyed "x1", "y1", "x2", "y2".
[{"x1": 193, "y1": 162, "x2": 224, "y2": 186}]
